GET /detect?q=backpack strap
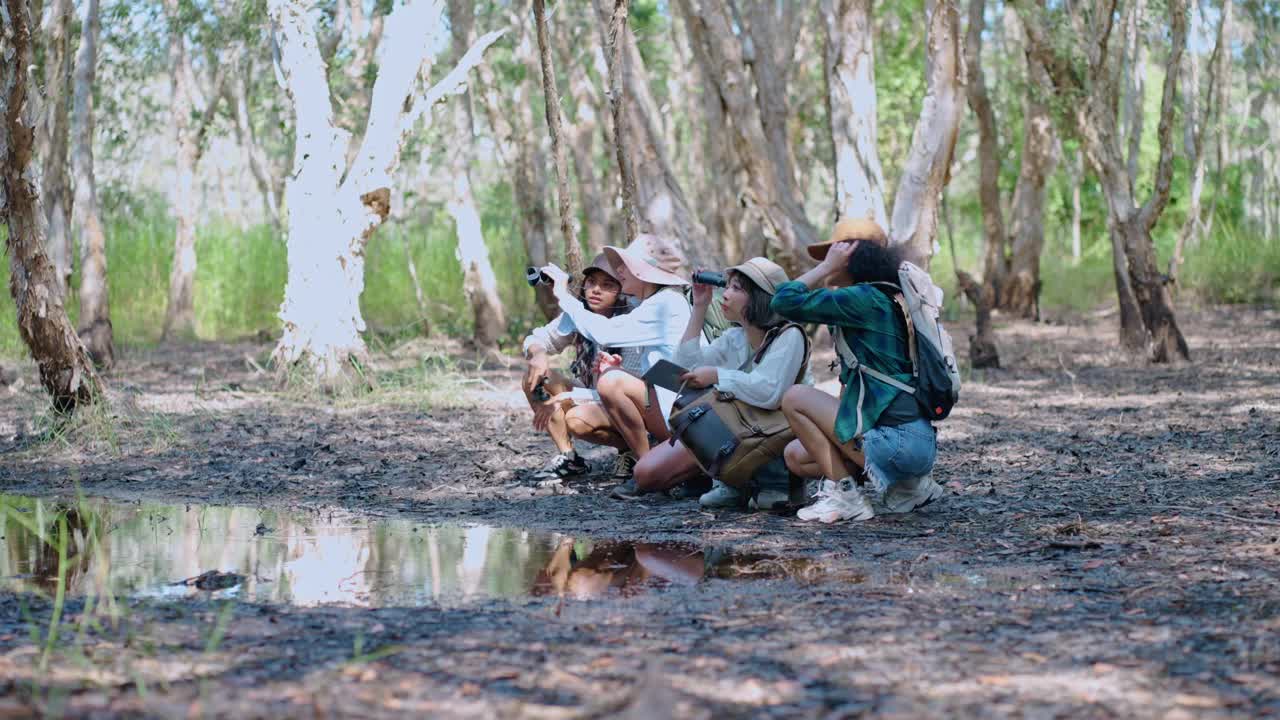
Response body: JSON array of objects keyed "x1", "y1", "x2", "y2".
[{"x1": 749, "y1": 322, "x2": 811, "y2": 385}]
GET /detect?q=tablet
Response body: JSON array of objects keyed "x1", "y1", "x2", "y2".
[{"x1": 640, "y1": 359, "x2": 690, "y2": 392}]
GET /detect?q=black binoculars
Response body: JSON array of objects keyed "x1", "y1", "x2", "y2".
[
  {"x1": 691, "y1": 271, "x2": 727, "y2": 288},
  {"x1": 526, "y1": 267, "x2": 552, "y2": 287}
]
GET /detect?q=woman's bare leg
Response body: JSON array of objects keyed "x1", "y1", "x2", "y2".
[
  {"x1": 633, "y1": 440, "x2": 703, "y2": 492},
  {"x1": 595, "y1": 371, "x2": 668, "y2": 458},
  {"x1": 783, "y1": 439, "x2": 824, "y2": 478},
  {"x1": 780, "y1": 386, "x2": 864, "y2": 481},
  {"x1": 565, "y1": 403, "x2": 628, "y2": 450}
]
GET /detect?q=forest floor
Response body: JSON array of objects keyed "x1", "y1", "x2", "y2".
[{"x1": 0, "y1": 304, "x2": 1278, "y2": 718}]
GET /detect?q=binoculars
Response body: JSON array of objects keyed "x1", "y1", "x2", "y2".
[
  {"x1": 526, "y1": 267, "x2": 552, "y2": 287},
  {"x1": 691, "y1": 271, "x2": 727, "y2": 288}
]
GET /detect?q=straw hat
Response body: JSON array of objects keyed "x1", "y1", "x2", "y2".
[
  {"x1": 806, "y1": 218, "x2": 889, "y2": 261},
  {"x1": 725, "y1": 257, "x2": 790, "y2": 295},
  {"x1": 603, "y1": 234, "x2": 689, "y2": 286}
]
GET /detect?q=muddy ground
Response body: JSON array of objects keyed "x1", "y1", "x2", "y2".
[{"x1": 1, "y1": 304, "x2": 1278, "y2": 718}]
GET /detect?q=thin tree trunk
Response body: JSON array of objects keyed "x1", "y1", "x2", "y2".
[
  {"x1": 889, "y1": 0, "x2": 965, "y2": 268},
  {"x1": 823, "y1": 0, "x2": 889, "y2": 228},
  {"x1": 534, "y1": 0, "x2": 584, "y2": 279},
  {"x1": 679, "y1": 0, "x2": 817, "y2": 275},
  {"x1": 1070, "y1": 148, "x2": 1082, "y2": 263},
  {"x1": 594, "y1": 0, "x2": 713, "y2": 273},
  {"x1": 71, "y1": 0, "x2": 113, "y2": 369},
  {"x1": 960, "y1": 0, "x2": 1003, "y2": 367},
  {"x1": 1121, "y1": 0, "x2": 1146, "y2": 194},
  {"x1": 40, "y1": 0, "x2": 74, "y2": 298},
  {"x1": 447, "y1": 0, "x2": 506, "y2": 349},
  {"x1": 161, "y1": 0, "x2": 200, "y2": 340},
  {"x1": 603, "y1": 0, "x2": 640, "y2": 244},
  {"x1": 1001, "y1": 55, "x2": 1058, "y2": 319},
  {"x1": 566, "y1": 63, "x2": 609, "y2": 256},
  {"x1": 2, "y1": 0, "x2": 103, "y2": 411},
  {"x1": 229, "y1": 67, "x2": 282, "y2": 229}
]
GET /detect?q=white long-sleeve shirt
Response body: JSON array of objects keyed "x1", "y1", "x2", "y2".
[
  {"x1": 673, "y1": 325, "x2": 812, "y2": 410},
  {"x1": 522, "y1": 313, "x2": 644, "y2": 379},
  {"x1": 554, "y1": 286, "x2": 692, "y2": 419}
]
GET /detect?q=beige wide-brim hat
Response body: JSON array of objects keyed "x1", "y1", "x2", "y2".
[
  {"x1": 725, "y1": 257, "x2": 790, "y2": 295},
  {"x1": 603, "y1": 234, "x2": 689, "y2": 287},
  {"x1": 807, "y1": 218, "x2": 889, "y2": 261}
]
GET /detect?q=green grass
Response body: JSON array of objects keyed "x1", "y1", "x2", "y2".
[{"x1": 2, "y1": 190, "x2": 1274, "y2": 363}]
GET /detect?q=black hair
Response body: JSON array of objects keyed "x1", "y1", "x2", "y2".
[
  {"x1": 846, "y1": 241, "x2": 905, "y2": 296},
  {"x1": 728, "y1": 270, "x2": 784, "y2": 329},
  {"x1": 578, "y1": 268, "x2": 628, "y2": 314}
]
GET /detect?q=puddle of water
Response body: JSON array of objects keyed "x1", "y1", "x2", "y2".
[{"x1": 0, "y1": 495, "x2": 829, "y2": 608}]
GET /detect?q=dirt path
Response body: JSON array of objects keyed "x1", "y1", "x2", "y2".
[{"x1": 1, "y1": 305, "x2": 1278, "y2": 717}]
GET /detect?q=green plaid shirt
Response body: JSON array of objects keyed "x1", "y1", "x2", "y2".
[{"x1": 771, "y1": 281, "x2": 913, "y2": 443}]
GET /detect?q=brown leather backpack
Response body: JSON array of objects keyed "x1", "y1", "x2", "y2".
[{"x1": 667, "y1": 324, "x2": 811, "y2": 489}]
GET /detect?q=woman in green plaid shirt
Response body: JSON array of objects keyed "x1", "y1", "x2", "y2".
[{"x1": 771, "y1": 219, "x2": 943, "y2": 524}]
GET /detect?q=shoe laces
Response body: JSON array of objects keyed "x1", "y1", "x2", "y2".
[{"x1": 612, "y1": 452, "x2": 634, "y2": 475}]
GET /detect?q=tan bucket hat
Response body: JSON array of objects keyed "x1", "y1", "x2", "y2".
[
  {"x1": 806, "y1": 218, "x2": 889, "y2": 261},
  {"x1": 582, "y1": 252, "x2": 621, "y2": 283},
  {"x1": 603, "y1": 234, "x2": 689, "y2": 286},
  {"x1": 725, "y1": 257, "x2": 790, "y2": 295}
]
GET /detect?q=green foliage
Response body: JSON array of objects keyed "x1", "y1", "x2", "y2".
[{"x1": 1181, "y1": 219, "x2": 1280, "y2": 305}]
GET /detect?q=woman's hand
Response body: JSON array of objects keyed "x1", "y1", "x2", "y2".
[
  {"x1": 540, "y1": 264, "x2": 571, "y2": 294},
  {"x1": 818, "y1": 240, "x2": 857, "y2": 276},
  {"x1": 679, "y1": 366, "x2": 719, "y2": 389},
  {"x1": 690, "y1": 270, "x2": 715, "y2": 309},
  {"x1": 524, "y1": 351, "x2": 550, "y2": 393},
  {"x1": 594, "y1": 352, "x2": 623, "y2": 377},
  {"x1": 531, "y1": 397, "x2": 558, "y2": 431}
]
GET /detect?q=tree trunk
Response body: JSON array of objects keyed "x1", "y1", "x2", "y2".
[
  {"x1": 1070, "y1": 148, "x2": 1082, "y2": 263},
  {"x1": 447, "y1": 0, "x2": 506, "y2": 349},
  {"x1": 71, "y1": 0, "x2": 113, "y2": 369},
  {"x1": 39, "y1": 0, "x2": 74, "y2": 298},
  {"x1": 679, "y1": 0, "x2": 817, "y2": 275},
  {"x1": 161, "y1": 0, "x2": 201, "y2": 341},
  {"x1": 1121, "y1": 0, "x2": 1146, "y2": 194},
  {"x1": 960, "y1": 0, "x2": 1003, "y2": 366},
  {"x1": 533, "y1": 0, "x2": 584, "y2": 279},
  {"x1": 565, "y1": 62, "x2": 609, "y2": 256},
  {"x1": 822, "y1": 0, "x2": 889, "y2": 228},
  {"x1": 1, "y1": 0, "x2": 103, "y2": 412},
  {"x1": 1017, "y1": 0, "x2": 1190, "y2": 361},
  {"x1": 229, "y1": 67, "x2": 283, "y2": 228},
  {"x1": 268, "y1": 0, "x2": 504, "y2": 386},
  {"x1": 594, "y1": 0, "x2": 714, "y2": 273},
  {"x1": 889, "y1": 0, "x2": 965, "y2": 268},
  {"x1": 1000, "y1": 55, "x2": 1058, "y2": 319}
]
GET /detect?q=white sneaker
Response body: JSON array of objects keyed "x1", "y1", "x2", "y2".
[
  {"x1": 700, "y1": 480, "x2": 746, "y2": 508},
  {"x1": 796, "y1": 478, "x2": 874, "y2": 524},
  {"x1": 883, "y1": 473, "x2": 944, "y2": 514}
]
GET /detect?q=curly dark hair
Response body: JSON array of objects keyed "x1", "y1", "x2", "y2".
[
  {"x1": 846, "y1": 241, "x2": 906, "y2": 295},
  {"x1": 728, "y1": 270, "x2": 784, "y2": 329}
]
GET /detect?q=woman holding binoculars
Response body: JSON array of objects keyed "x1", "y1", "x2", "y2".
[
  {"x1": 522, "y1": 253, "x2": 640, "y2": 480},
  {"x1": 629, "y1": 257, "x2": 813, "y2": 507},
  {"x1": 536, "y1": 236, "x2": 693, "y2": 498}
]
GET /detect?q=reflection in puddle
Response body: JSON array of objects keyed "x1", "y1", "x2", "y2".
[{"x1": 0, "y1": 496, "x2": 835, "y2": 608}]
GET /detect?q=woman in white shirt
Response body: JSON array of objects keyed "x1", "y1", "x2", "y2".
[
  {"x1": 629, "y1": 257, "x2": 812, "y2": 505},
  {"x1": 540, "y1": 236, "x2": 693, "y2": 495},
  {"x1": 523, "y1": 254, "x2": 640, "y2": 480}
]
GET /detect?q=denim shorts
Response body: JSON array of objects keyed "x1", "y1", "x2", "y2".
[{"x1": 862, "y1": 418, "x2": 937, "y2": 493}]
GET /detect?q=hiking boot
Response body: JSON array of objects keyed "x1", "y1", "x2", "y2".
[
  {"x1": 611, "y1": 450, "x2": 638, "y2": 480},
  {"x1": 610, "y1": 477, "x2": 646, "y2": 500},
  {"x1": 749, "y1": 487, "x2": 791, "y2": 512},
  {"x1": 699, "y1": 480, "x2": 746, "y2": 509},
  {"x1": 796, "y1": 478, "x2": 874, "y2": 524},
  {"x1": 883, "y1": 473, "x2": 944, "y2": 514},
  {"x1": 536, "y1": 452, "x2": 589, "y2": 479}
]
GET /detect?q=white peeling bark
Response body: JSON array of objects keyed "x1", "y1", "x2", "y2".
[
  {"x1": 267, "y1": 0, "x2": 503, "y2": 386},
  {"x1": 39, "y1": 0, "x2": 74, "y2": 298},
  {"x1": 823, "y1": 0, "x2": 889, "y2": 229},
  {"x1": 71, "y1": 0, "x2": 113, "y2": 369},
  {"x1": 889, "y1": 0, "x2": 965, "y2": 268}
]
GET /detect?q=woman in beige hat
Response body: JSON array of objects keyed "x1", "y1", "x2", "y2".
[
  {"x1": 522, "y1": 254, "x2": 641, "y2": 480},
  {"x1": 627, "y1": 257, "x2": 814, "y2": 505},
  {"x1": 539, "y1": 235, "x2": 693, "y2": 493}
]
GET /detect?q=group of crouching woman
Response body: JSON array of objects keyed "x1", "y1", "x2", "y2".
[{"x1": 521, "y1": 219, "x2": 944, "y2": 524}]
